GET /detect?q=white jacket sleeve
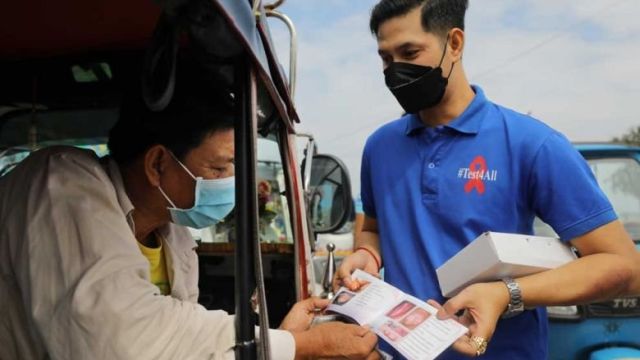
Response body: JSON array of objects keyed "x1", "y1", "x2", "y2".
[
  {"x1": 15, "y1": 149, "x2": 237, "y2": 360},
  {"x1": 262, "y1": 329, "x2": 296, "y2": 360}
]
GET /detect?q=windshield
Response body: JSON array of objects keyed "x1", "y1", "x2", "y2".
[
  {"x1": 0, "y1": 108, "x2": 116, "y2": 175},
  {"x1": 0, "y1": 108, "x2": 117, "y2": 149},
  {"x1": 589, "y1": 157, "x2": 640, "y2": 242}
]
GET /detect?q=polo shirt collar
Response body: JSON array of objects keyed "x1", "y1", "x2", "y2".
[
  {"x1": 404, "y1": 113, "x2": 424, "y2": 135},
  {"x1": 404, "y1": 85, "x2": 488, "y2": 136}
]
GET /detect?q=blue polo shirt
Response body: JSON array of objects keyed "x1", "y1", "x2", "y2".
[{"x1": 361, "y1": 86, "x2": 616, "y2": 359}]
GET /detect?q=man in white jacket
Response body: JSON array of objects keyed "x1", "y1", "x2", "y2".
[{"x1": 0, "y1": 76, "x2": 378, "y2": 359}]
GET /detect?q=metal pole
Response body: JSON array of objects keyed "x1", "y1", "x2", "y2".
[
  {"x1": 266, "y1": 9, "x2": 298, "y2": 99},
  {"x1": 234, "y1": 57, "x2": 258, "y2": 360}
]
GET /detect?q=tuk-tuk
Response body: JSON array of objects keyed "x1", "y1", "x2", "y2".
[
  {"x1": 0, "y1": 0, "x2": 353, "y2": 358},
  {"x1": 535, "y1": 144, "x2": 640, "y2": 360}
]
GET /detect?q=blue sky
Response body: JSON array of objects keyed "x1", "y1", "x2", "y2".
[{"x1": 268, "y1": 0, "x2": 640, "y2": 193}]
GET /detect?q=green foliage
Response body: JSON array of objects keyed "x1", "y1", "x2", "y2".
[{"x1": 613, "y1": 126, "x2": 640, "y2": 146}]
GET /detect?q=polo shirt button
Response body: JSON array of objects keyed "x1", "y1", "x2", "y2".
[{"x1": 428, "y1": 162, "x2": 436, "y2": 169}]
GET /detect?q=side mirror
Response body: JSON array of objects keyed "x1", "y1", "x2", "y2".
[{"x1": 308, "y1": 154, "x2": 352, "y2": 233}]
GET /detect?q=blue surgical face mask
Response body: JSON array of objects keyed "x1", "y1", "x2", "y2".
[{"x1": 158, "y1": 153, "x2": 235, "y2": 229}]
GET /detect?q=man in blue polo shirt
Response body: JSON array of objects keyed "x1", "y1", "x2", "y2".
[{"x1": 335, "y1": 0, "x2": 640, "y2": 359}]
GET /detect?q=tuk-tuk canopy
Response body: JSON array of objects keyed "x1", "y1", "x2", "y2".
[{"x1": 0, "y1": 0, "x2": 299, "y2": 126}]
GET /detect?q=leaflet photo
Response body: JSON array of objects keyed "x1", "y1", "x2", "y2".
[
  {"x1": 333, "y1": 290, "x2": 356, "y2": 306},
  {"x1": 386, "y1": 300, "x2": 417, "y2": 320}
]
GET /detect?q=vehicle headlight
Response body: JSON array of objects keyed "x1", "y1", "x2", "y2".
[{"x1": 546, "y1": 305, "x2": 581, "y2": 320}]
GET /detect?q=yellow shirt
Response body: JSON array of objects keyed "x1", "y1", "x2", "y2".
[{"x1": 137, "y1": 235, "x2": 171, "y2": 295}]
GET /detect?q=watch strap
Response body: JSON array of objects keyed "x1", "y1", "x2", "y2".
[{"x1": 501, "y1": 277, "x2": 524, "y2": 319}]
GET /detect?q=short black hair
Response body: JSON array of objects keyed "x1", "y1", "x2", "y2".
[
  {"x1": 369, "y1": 0, "x2": 469, "y2": 39},
  {"x1": 108, "y1": 63, "x2": 234, "y2": 166}
]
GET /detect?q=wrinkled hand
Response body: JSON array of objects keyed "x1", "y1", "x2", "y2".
[
  {"x1": 428, "y1": 282, "x2": 509, "y2": 357},
  {"x1": 280, "y1": 297, "x2": 330, "y2": 333},
  {"x1": 333, "y1": 249, "x2": 380, "y2": 292},
  {"x1": 293, "y1": 322, "x2": 379, "y2": 359}
]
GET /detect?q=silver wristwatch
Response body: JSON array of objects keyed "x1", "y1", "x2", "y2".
[{"x1": 501, "y1": 277, "x2": 524, "y2": 319}]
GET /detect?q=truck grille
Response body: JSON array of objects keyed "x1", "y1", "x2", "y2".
[{"x1": 587, "y1": 297, "x2": 640, "y2": 317}]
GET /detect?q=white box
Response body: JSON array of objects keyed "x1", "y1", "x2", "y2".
[{"x1": 436, "y1": 232, "x2": 577, "y2": 298}]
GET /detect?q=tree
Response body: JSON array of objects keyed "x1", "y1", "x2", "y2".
[{"x1": 612, "y1": 126, "x2": 640, "y2": 146}]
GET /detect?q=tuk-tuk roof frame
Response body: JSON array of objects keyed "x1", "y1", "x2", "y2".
[{"x1": 0, "y1": 0, "x2": 299, "y2": 129}]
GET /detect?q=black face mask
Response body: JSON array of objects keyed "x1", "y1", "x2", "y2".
[{"x1": 384, "y1": 38, "x2": 454, "y2": 113}]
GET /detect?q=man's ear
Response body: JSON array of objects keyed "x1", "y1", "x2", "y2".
[
  {"x1": 449, "y1": 28, "x2": 465, "y2": 62},
  {"x1": 144, "y1": 145, "x2": 169, "y2": 187}
]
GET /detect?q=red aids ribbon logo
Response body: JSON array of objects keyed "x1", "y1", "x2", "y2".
[{"x1": 464, "y1": 156, "x2": 487, "y2": 194}]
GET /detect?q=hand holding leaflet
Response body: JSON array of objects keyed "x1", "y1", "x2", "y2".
[{"x1": 328, "y1": 270, "x2": 468, "y2": 360}]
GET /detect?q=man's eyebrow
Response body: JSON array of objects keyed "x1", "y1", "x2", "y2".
[
  {"x1": 378, "y1": 42, "x2": 420, "y2": 56},
  {"x1": 208, "y1": 155, "x2": 234, "y2": 164},
  {"x1": 396, "y1": 42, "x2": 420, "y2": 51}
]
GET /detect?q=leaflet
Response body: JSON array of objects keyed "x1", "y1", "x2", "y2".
[{"x1": 327, "y1": 270, "x2": 468, "y2": 360}]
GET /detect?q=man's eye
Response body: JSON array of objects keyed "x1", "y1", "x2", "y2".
[
  {"x1": 207, "y1": 166, "x2": 222, "y2": 175},
  {"x1": 403, "y1": 50, "x2": 419, "y2": 58}
]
